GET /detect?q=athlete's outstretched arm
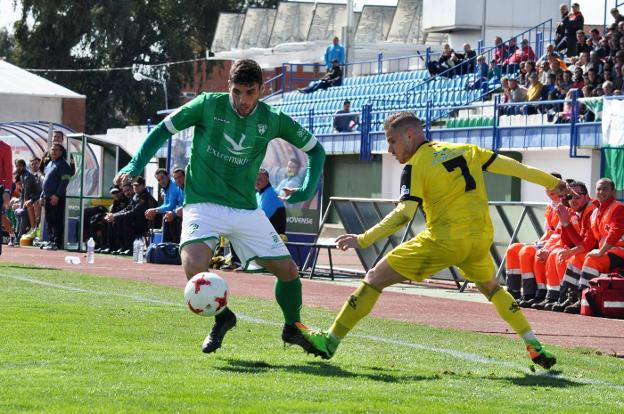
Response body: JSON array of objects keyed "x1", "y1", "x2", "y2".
[
  {"x1": 480, "y1": 150, "x2": 563, "y2": 191},
  {"x1": 117, "y1": 123, "x2": 172, "y2": 180},
  {"x1": 284, "y1": 142, "x2": 326, "y2": 204},
  {"x1": 355, "y1": 200, "x2": 419, "y2": 249}
]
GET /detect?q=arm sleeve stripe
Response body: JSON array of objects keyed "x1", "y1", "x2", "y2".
[
  {"x1": 300, "y1": 136, "x2": 318, "y2": 152},
  {"x1": 164, "y1": 117, "x2": 179, "y2": 135},
  {"x1": 482, "y1": 153, "x2": 498, "y2": 171}
]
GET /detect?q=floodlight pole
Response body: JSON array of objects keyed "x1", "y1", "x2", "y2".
[{"x1": 344, "y1": 0, "x2": 355, "y2": 77}]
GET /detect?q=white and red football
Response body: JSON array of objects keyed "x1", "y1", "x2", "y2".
[{"x1": 184, "y1": 272, "x2": 229, "y2": 317}]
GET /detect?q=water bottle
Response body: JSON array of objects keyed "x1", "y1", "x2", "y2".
[
  {"x1": 133, "y1": 238, "x2": 140, "y2": 262},
  {"x1": 137, "y1": 238, "x2": 145, "y2": 264},
  {"x1": 86, "y1": 237, "x2": 95, "y2": 264}
]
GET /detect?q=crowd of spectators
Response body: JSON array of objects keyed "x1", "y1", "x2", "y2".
[{"x1": 495, "y1": 4, "x2": 624, "y2": 120}]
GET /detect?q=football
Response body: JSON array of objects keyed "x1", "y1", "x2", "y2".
[{"x1": 184, "y1": 272, "x2": 229, "y2": 317}]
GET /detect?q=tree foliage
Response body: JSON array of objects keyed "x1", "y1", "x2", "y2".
[{"x1": 7, "y1": 0, "x2": 277, "y2": 134}]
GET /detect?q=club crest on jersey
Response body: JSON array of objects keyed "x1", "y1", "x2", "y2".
[
  {"x1": 400, "y1": 185, "x2": 409, "y2": 196},
  {"x1": 223, "y1": 132, "x2": 252, "y2": 155},
  {"x1": 297, "y1": 128, "x2": 306, "y2": 138},
  {"x1": 257, "y1": 124, "x2": 267, "y2": 135}
]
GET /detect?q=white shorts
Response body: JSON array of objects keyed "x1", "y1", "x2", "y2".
[{"x1": 180, "y1": 202, "x2": 291, "y2": 269}]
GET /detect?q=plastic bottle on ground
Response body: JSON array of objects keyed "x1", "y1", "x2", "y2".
[
  {"x1": 137, "y1": 238, "x2": 145, "y2": 264},
  {"x1": 86, "y1": 237, "x2": 95, "y2": 264}
]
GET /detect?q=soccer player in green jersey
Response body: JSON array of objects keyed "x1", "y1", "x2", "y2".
[{"x1": 115, "y1": 59, "x2": 326, "y2": 355}]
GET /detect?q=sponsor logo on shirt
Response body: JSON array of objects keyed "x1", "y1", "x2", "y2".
[
  {"x1": 223, "y1": 132, "x2": 252, "y2": 155},
  {"x1": 431, "y1": 147, "x2": 466, "y2": 165},
  {"x1": 297, "y1": 128, "x2": 306, "y2": 138},
  {"x1": 257, "y1": 124, "x2": 267, "y2": 135},
  {"x1": 184, "y1": 223, "x2": 200, "y2": 237},
  {"x1": 213, "y1": 116, "x2": 230, "y2": 124}
]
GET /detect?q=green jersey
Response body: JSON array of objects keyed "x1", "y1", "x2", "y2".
[{"x1": 121, "y1": 93, "x2": 318, "y2": 210}]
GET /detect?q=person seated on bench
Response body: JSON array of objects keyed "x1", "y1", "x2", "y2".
[
  {"x1": 556, "y1": 178, "x2": 624, "y2": 314},
  {"x1": 105, "y1": 176, "x2": 156, "y2": 255},
  {"x1": 145, "y1": 168, "x2": 183, "y2": 244},
  {"x1": 298, "y1": 59, "x2": 343, "y2": 94}
]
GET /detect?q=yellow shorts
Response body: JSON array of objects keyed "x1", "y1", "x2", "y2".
[{"x1": 386, "y1": 231, "x2": 495, "y2": 283}]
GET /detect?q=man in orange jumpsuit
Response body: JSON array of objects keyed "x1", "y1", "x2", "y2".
[{"x1": 557, "y1": 178, "x2": 624, "y2": 314}]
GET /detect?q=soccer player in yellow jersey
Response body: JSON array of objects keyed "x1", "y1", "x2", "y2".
[{"x1": 299, "y1": 111, "x2": 570, "y2": 369}]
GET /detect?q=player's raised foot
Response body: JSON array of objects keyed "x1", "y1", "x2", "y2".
[
  {"x1": 281, "y1": 323, "x2": 326, "y2": 356},
  {"x1": 202, "y1": 307, "x2": 237, "y2": 354},
  {"x1": 295, "y1": 322, "x2": 338, "y2": 360},
  {"x1": 526, "y1": 339, "x2": 557, "y2": 369}
]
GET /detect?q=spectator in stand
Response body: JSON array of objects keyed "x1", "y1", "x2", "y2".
[
  {"x1": 98, "y1": 185, "x2": 130, "y2": 254},
  {"x1": 172, "y1": 167, "x2": 185, "y2": 221},
  {"x1": 523, "y1": 61, "x2": 537, "y2": 87},
  {"x1": 555, "y1": 3, "x2": 569, "y2": 53},
  {"x1": 506, "y1": 77, "x2": 527, "y2": 115},
  {"x1": 602, "y1": 80, "x2": 615, "y2": 96},
  {"x1": 585, "y1": 67, "x2": 602, "y2": 90},
  {"x1": 494, "y1": 36, "x2": 509, "y2": 64},
  {"x1": 458, "y1": 43, "x2": 476, "y2": 74},
  {"x1": 574, "y1": 30, "x2": 591, "y2": 56},
  {"x1": 587, "y1": 28, "x2": 602, "y2": 52},
  {"x1": 587, "y1": 51, "x2": 604, "y2": 75},
  {"x1": 557, "y1": 70, "x2": 573, "y2": 96},
  {"x1": 537, "y1": 44, "x2": 562, "y2": 66},
  {"x1": 556, "y1": 2, "x2": 584, "y2": 57},
  {"x1": 555, "y1": 89, "x2": 580, "y2": 123},
  {"x1": 611, "y1": 7, "x2": 624, "y2": 24},
  {"x1": 298, "y1": 59, "x2": 342, "y2": 93},
  {"x1": 613, "y1": 63, "x2": 623, "y2": 89},
  {"x1": 333, "y1": 99, "x2": 359, "y2": 133},
  {"x1": 145, "y1": 168, "x2": 183, "y2": 244},
  {"x1": 13, "y1": 159, "x2": 38, "y2": 238},
  {"x1": 427, "y1": 43, "x2": 455, "y2": 76},
  {"x1": 106, "y1": 176, "x2": 156, "y2": 255},
  {"x1": 467, "y1": 55, "x2": 490, "y2": 91},
  {"x1": 324, "y1": 37, "x2": 345, "y2": 70},
  {"x1": 538, "y1": 60, "x2": 550, "y2": 85},
  {"x1": 557, "y1": 178, "x2": 624, "y2": 314},
  {"x1": 523, "y1": 72, "x2": 543, "y2": 114},
  {"x1": 574, "y1": 51, "x2": 590, "y2": 73},
  {"x1": 41, "y1": 143, "x2": 72, "y2": 250}
]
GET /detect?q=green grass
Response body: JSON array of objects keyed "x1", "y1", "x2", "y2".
[{"x1": 0, "y1": 263, "x2": 623, "y2": 414}]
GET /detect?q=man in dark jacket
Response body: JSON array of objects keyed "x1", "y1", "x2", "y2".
[
  {"x1": 98, "y1": 184, "x2": 130, "y2": 253},
  {"x1": 556, "y1": 3, "x2": 584, "y2": 57},
  {"x1": 41, "y1": 144, "x2": 72, "y2": 250},
  {"x1": 298, "y1": 59, "x2": 343, "y2": 93},
  {"x1": 106, "y1": 176, "x2": 156, "y2": 255}
]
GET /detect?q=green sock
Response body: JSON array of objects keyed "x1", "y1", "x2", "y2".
[{"x1": 275, "y1": 278, "x2": 302, "y2": 325}]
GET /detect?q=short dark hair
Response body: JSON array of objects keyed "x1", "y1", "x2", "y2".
[
  {"x1": 384, "y1": 111, "x2": 423, "y2": 132},
  {"x1": 343, "y1": 99, "x2": 351, "y2": 105},
  {"x1": 289, "y1": 158, "x2": 301, "y2": 167},
  {"x1": 30, "y1": 157, "x2": 41, "y2": 163},
  {"x1": 229, "y1": 59, "x2": 263, "y2": 86},
  {"x1": 133, "y1": 176, "x2": 146, "y2": 185},
  {"x1": 155, "y1": 168, "x2": 169, "y2": 177},
  {"x1": 550, "y1": 172, "x2": 562, "y2": 180},
  {"x1": 569, "y1": 181, "x2": 588, "y2": 194},
  {"x1": 14, "y1": 159, "x2": 26, "y2": 167},
  {"x1": 172, "y1": 167, "x2": 185, "y2": 176}
]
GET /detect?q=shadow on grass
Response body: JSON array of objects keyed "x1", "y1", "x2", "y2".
[
  {"x1": 501, "y1": 370, "x2": 584, "y2": 388},
  {"x1": 217, "y1": 358, "x2": 436, "y2": 383}
]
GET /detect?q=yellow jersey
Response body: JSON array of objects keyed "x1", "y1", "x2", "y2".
[{"x1": 357, "y1": 141, "x2": 561, "y2": 247}]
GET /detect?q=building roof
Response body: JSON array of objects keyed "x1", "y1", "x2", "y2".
[{"x1": 0, "y1": 59, "x2": 85, "y2": 99}]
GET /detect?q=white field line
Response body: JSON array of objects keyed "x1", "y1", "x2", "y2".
[{"x1": 1, "y1": 272, "x2": 622, "y2": 390}]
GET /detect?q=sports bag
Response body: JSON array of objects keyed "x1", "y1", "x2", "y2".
[
  {"x1": 581, "y1": 274, "x2": 624, "y2": 319},
  {"x1": 146, "y1": 242, "x2": 182, "y2": 265}
]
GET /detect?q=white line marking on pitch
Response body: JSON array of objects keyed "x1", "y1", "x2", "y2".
[{"x1": 1, "y1": 272, "x2": 622, "y2": 390}]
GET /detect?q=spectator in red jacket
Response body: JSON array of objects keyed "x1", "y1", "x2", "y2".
[{"x1": 0, "y1": 140, "x2": 12, "y2": 191}]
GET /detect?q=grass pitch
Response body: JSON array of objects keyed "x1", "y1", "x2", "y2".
[{"x1": 0, "y1": 263, "x2": 623, "y2": 414}]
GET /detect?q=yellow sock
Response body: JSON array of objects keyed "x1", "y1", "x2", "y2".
[
  {"x1": 330, "y1": 282, "x2": 381, "y2": 339},
  {"x1": 490, "y1": 287, "x2": 531, "y2": 337}
]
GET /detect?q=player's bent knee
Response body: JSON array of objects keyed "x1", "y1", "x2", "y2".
[{"x1": 476, "y1": 278, "x2": 501, "y2": 299}]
